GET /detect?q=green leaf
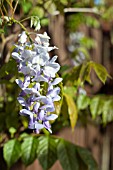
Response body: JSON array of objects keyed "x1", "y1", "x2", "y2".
[
  {"x1": 102, "y1": 100, "x2": 113, "y2": 124},
  {"x1": 0, "y1": 59, "x2": 18, "y2": 78},
  {"x1": 77, "y1": 47, "x2": 90, "y2": 59},
  {"x1": 21, "y1": 136, "x2": 38, "y2": 166},
  {"x1": 63, "y1": 86, "x2": 77, "y2": 98},
  {"x1": 63, "y1": 64, "x2": 82, "y2": 84},
  {"x1": 77, "y1": 146, "x2": 98, "y2": 170},
  {"x1": 92, "y1": 62, "x2": 111, "y2": 84},
  {"x1": 82, "y1": 62, "x2": 92, "y2": 84},
  {"x1": 77, "y1": 94, "x2": 90, "y2": 110},
  {"x1": 22, "y1": 1, "x2": 32, "y2": 14},
  {"x1": 30, "y1": 7, "x2": 44, "y2": 18},
  {"x1": 37, "y1": 136, "x2": 57, "y2": 170},
  {"x1": 64, "y1": 93, "x2": 78, "y2": 130},
  {"x1": 77, "y1": 154, "x2": 88, "y2": 170},
  {"x1": 3, "y1": 139, "x2": 21, "y2": 168},
  {"x1": 90, "y1": 96, "x2": 100, "y2": 119},
  {"x1": 41, "y1": 18, "x2": 49, "y2": 26},
  {"x1": 57, "y1": 139, "x2": 79, "y2": 170}
]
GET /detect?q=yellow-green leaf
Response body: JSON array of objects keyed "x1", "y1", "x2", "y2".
[
  {"x1": 64, "y1": 93, "x2": 78, "y2": 130},
  {"x1": 91, "y1": 62, "x2": 111, "y2": 84}
]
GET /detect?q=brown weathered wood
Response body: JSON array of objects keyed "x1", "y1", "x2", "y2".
[{"x1": 49, "y1": 15, "x2": 72, "y2": 66}]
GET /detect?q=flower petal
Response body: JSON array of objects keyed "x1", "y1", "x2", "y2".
[
  {"x1": 46, "y1": 114, "x2": 58, "y2": 121},
  {"x1": 43, "y1": 121, "x2": 52, "y2": 133},
  {"x1": 19, "y1": 109, "x2": 33, "y2": 116},
  {"x1": 51, "y1": 78, "x2": 62, "y2": 86},
  {"x1": 33, "y1": 102, "x2": 40, "y2": 113},
  {"x1": 23, "y1": 76, "x2": 30, "y2": 88},
  {"x1": 38, "y1": 110, "x2": 45, "y2": 120},
  {"x1": 35, "y1": 122, "x2": 44, "y2": 130},
  {"x1": 17, "y1": 97, "x2": 27, "y2": 107},
  {"x1": 12, "y1": 52, "x2": 22, "y2": 61},
  {"x1": 15, "y1": 79, "x2": 23, "y2": 89}
]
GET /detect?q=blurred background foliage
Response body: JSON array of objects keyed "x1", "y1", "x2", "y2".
[{"x1": 0, "y1": 0, "x2": 113, "y2": 170}]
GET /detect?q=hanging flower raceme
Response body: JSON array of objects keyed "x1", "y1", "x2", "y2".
[{"x1": 12, "y1": 31, "x2": 62, "y2": 133}]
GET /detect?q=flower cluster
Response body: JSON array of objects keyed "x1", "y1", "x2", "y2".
[{"x1": 12, "y1": 31, "x2": 62, "y2": 133}]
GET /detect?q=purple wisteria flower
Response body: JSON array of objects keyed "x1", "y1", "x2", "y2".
[{"x1": 12, "y1": 31, "x2": 62, "y2": 133}]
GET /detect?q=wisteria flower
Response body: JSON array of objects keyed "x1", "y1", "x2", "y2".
[{"x1": 12, "y1": 31, "x2": 62, "y2": 133}]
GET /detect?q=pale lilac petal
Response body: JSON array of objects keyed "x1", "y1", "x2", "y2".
[
  {"x1": 28, "y1": 121, "x2": 35, "y2": 129},
  {"x1": 50, "y1": 56, "x2": 58, "y2": 62},
  {"x1": 48, "y1": 87, "x2": 60, "y2": 98},
  {"x1": 17, "y1": 97, "x2": 27, "y2": 106},
  {"x1": 40, "y1": 104, "x2": 55, "y2": 112},
  {"x1": 38, "y1": 110, "x2": 45, "y2": 120},
  {"x1": 19, "y1": 90, "x2": 26, "y2": 97},
  {"x1": 46, "y1": 114, "x2": 58, "y2": 120},
  {"x1": 23, "y1": 88, "x2": 40, "y2": 96},
  {"x1": 43, "y1": 63, "x2": 60, "y2": 77},
  {"x1": 15, "y1": 79, "x2": 23, "y2": 88},
  {"x1": 32, "y1": 53, "x2": 49, "y2": 66},
  {"x1": 51, "y1": 78, "x2": 62, "y2": 86},
  {"x1": 21, "y1": 50, "x2": 36, "y2": 61},
  {"x1": 48, "y1": 85, "x2": 53, "y2": 91},
  {"x1": 34, "y1": 83, "x2": 40, "y2": 91},
  {"x1": 27, "y1": 95, "x2": 35, "y2": 105},
  {"x1": 36, "y1": 32, "x2": 50, "y2": 40},
  {"x1": 21, "y1": 66, "x2": 36, "y2": 76},
  {"x1": 21, "y1": 66, "x2": 31, "y2": 75},
  {"x1": 19, "y1": 109, "x2": 33, "y2": 116},
  {"x1": 23, "y1": 76, "x2": 30, "y2": 88},
  {"x1": 12, "y1": 52, "x2": 22, "y2": 61},
  {"x1": 36, "y1": 96, "x2": 48, "y2": 104},
  {"x1": 32, "y1": 75, "x2": 48, "y2": 82},
  {"x1": 52, "y1": 95, "x2": 61, "y2": 101},
  {"x1": 33, "y1": 102, "x2": 40, "y2": 113},
  {"x1": 48, "y1": 46, "x2": 58, "y2": 52},
  {"x1": 43, "y1": 121, "x2": 52, "y2": 133},
  {"x1": 28, "y1": 123, "x2": 35, "y2": 129},
  {"x1": 18, "y1": 31, "x2": 27, "y2": 44},
  {"x1": 35, "y1": 122, "x2": 44, "y2": 129}
]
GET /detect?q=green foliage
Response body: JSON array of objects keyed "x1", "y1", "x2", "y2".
[
  {"x1": 3, "y1": 136, "x2": 98, "y2": 170},
  {"x1": 0, "y1": 59, "x2": 18, "y2": 79},
  {"x1": 3, "y1": 139, "x2": 21, "y2": 168},
  {"x1": 77, "y1": 94, "x2": 90, "y2": 110},
  {"x1": 75, "y1": 94, "x2": 113, "y2": 124},
  {"x1": 20, "y1": 0, "x2": 32, "y2": 14},
  {"x1": 90, "y1": 96, "x2": 113, "y2": 124},
  {"x1": 63, "y1": 61, "x2": 110, "y2": 85},
  {"x1": 64, "y1": 93, "x2": 78, "y2": 130},
  {"x1": 37, "y1": 136, "x2": 57, "y2": 170},
  {"x1": 77, "y1": 146, "x2": 98, "y2": 170},
  {"x1": 21, "y1": 136, "x2": 38, "y2": 166},
  {"x1": 85, "y1": 16, "x2": 100, "y2": 28},
  {"x1": 30, "y1": 7, "x2": 44, "y2": 18},
  {"x1": 91, "y1": 62, "x2": 111, "y2": 84},
  {"x1": 57, "y1": 139, "x2": 79, "y2": 170}
]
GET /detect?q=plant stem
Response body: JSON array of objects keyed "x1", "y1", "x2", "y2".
[
  {"x1": 13, "y1": 0, "x2": 19, "y2": 17},
  {"x1": 3, "y1": 4, "x2": 8, "y2": 15},
  {"x1": 20, "y1": 16, "x2": 31, "y2": 23},
  {"x1": 0, "y1": 7, "x2": 4, "y2": 16}
]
